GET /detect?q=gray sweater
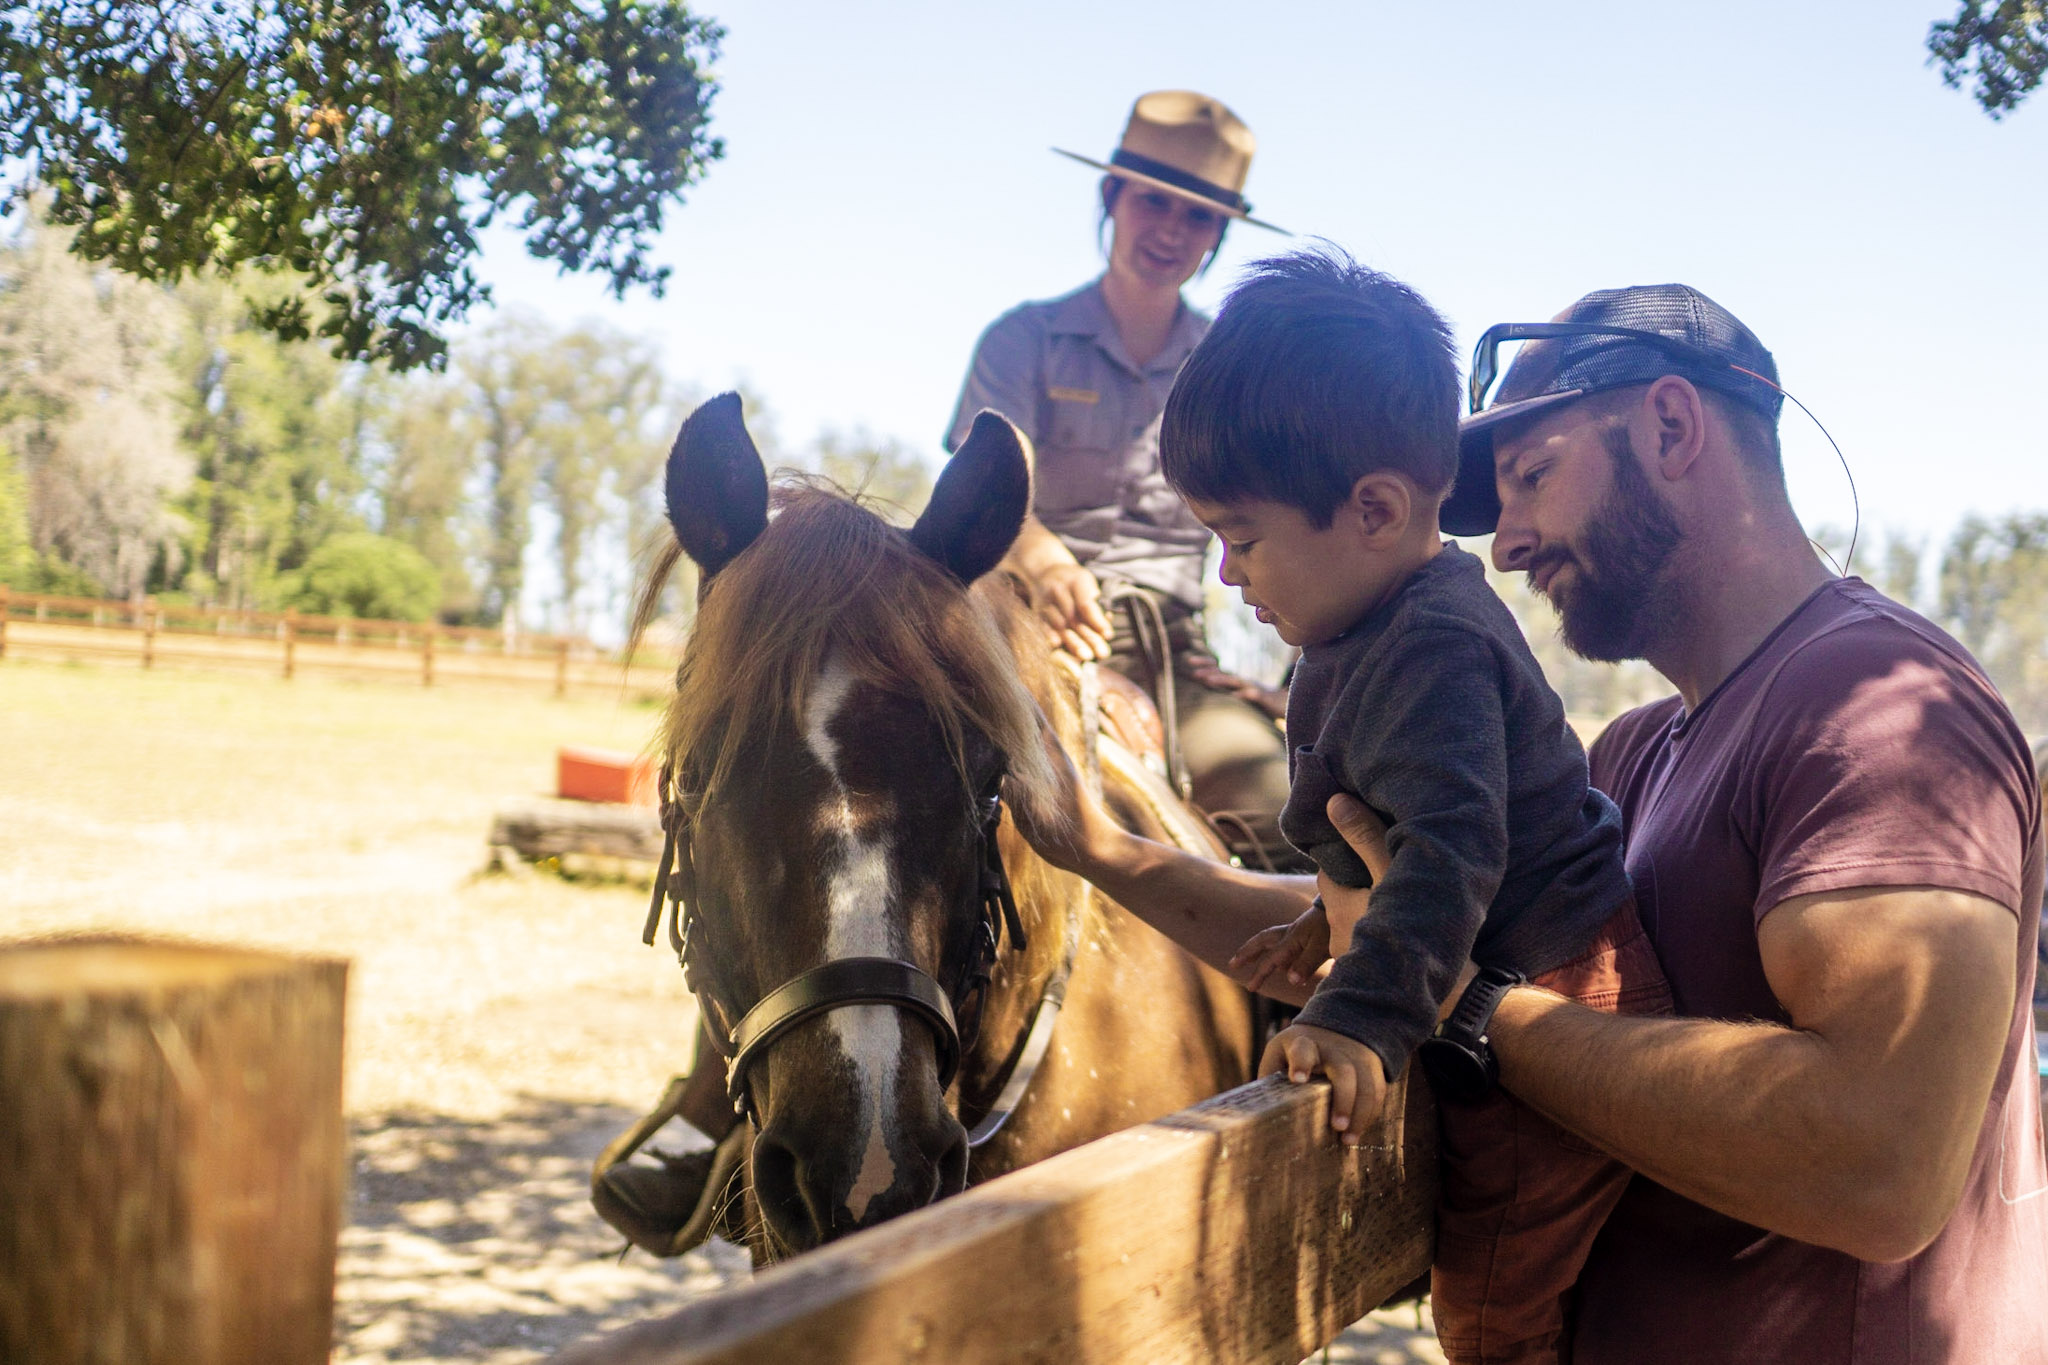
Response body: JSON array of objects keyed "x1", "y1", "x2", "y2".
[{"x1": 1284, "y1": 545, "x2": 1632, "y2": 1078}]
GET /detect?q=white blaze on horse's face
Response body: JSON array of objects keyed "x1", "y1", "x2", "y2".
[{"x1": 803, "y1": 655, "x2": 903, "y2": 1223}]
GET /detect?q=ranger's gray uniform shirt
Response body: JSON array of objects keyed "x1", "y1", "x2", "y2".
[{"x1": 946, "y1": 281, "x2": 1211, "y2": 612}]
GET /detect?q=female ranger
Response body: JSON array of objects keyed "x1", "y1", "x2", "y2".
[{"x1": 946, "y1": 90, "x2": 1293, "y2": 855}]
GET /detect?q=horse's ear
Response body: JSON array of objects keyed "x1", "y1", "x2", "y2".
[
  {"x1": 910, "y1": 410, "x2": 1031, "y2": 584},
  {"x1": 665, "y1": 392, "x2": 769, "y2": 580}
]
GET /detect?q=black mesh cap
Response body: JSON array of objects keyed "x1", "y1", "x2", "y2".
[{"x1": 1443, "y1": 284, "x2": 1782, "y2": 536}]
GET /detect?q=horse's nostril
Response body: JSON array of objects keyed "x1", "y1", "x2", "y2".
[{"x1": 750, "y1": 1129, "x2": 825, "y2": 1249}]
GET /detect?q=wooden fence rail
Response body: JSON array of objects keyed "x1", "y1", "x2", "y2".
[
  {"x1": 0, "y1": 586, "x2": 671, "y2": 698},
  {"x1": 550, "y1": 1073, "x2": 1437, "y2": 1365},
  {"x1": 6, "y1": 926, "x2": 1438, "y2": 1362}
]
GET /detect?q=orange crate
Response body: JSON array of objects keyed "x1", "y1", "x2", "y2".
[{"x1": 556, "y1": 746, "x2": 657, "y2": 805}]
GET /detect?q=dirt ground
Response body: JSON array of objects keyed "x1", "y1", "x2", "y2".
[{"x1": 1, "y1": 658, "x2": 1440, "y2": 1363}]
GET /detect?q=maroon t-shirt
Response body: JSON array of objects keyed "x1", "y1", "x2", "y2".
[{"x1": 1579, "y1": 579, "x2": 2048, "y2": 1364}]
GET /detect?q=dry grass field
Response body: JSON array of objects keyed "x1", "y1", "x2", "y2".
[{"x1": 0, "y1": 657, "x2": 1439, "y2": 1364}]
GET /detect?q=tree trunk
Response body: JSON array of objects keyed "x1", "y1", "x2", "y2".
[{"x1": 0, "y1": 937, "x2": 348, "y2": 1365}]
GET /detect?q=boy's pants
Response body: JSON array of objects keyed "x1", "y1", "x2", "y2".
[{"x1": 1430, "y1": 897, "x2": 1673, "y2": 1365}]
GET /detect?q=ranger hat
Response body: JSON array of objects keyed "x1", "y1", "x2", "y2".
[
  {"x1": 1055, "y1": 90, "x2": 1286, "y2": 233},
  {"x1": 1444, "y1": 284, "x2": 1783, "y2": 536}
]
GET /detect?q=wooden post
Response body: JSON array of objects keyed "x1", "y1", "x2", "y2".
[
  {"x1": 554, "y1": 637, "x2": 571, "y2": 698},
  {"x1": 281, "y1": 610, "x2": 297, "y2": 680},
  {"x1": 0, "y1": 937, "x2": 347, "y2": 1365},
  {"x1": 421, "y1": 627, "x2": 436, "y2": 688},
  {"x1": 141, "y1": 597, "x2": 158, "y2": 670},
  {"x1": 549, "y1": 1073, "x2": 1437, "y2": 1365}
]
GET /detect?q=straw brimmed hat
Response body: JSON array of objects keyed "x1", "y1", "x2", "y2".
[{"x1": 1055, "y1": 90, "x2": 1286, "y2": 233}]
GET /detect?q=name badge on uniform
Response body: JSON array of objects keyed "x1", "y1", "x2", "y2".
[{"x1": 1047, "y1": 386, "x2": 1100, "y2": 405}]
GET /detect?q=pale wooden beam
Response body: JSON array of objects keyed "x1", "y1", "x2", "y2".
[{"x1": 552, "y1": 1071, "x2": 1436, "y2": 1365}]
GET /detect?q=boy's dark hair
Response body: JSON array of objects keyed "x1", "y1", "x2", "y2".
[{"x1": 1162, "y1": 247, "x2": 1460, "y2": 527}]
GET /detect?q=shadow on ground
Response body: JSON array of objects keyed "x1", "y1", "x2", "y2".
[{"x1": 336, "y1": 1097, "x2": 750, "y2": 1365}]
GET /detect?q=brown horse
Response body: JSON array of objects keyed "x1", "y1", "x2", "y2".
[{"x1": 639, "y1": 393, "x2": 1254, "y2": 1260}]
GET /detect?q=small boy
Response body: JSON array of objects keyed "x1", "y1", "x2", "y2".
[{"x1": 1158, "y1": 249, "x2": 1672, "y2": 1365}]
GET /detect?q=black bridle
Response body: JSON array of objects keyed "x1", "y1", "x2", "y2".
[{"x1": 641, "y1": 769, "x2": 1032, "y2": 1132}]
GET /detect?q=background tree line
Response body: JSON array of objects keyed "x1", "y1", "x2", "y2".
[
  {"x1": 6, "y1": 198, "x2": 2046, "y2": 731},
  {"x1": 0, "y1": 211, "x2": 932, "y2": 636}
]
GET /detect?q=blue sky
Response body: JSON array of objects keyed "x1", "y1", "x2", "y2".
[{"x1": 472, "y1": 0, "x2": 2046, "y2": 568}]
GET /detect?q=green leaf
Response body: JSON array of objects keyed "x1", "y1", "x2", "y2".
[{"x1": 0, "y1": 0, "x2": 725, "y2": 368}]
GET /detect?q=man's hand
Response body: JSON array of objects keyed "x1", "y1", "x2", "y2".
[
  {"x1": 1034, "y1": 562, "x2": 1113, "y2": 661},
  {"x1": 1261, "y1": 1023, "x2": 1390, "y2": 1146},
  {"x1": 1229, "y1": 897, "x2": 1330, "y2": 992},
  {"x1": 1317, "y1": 794, "x2": 1387, "y2": 949}
]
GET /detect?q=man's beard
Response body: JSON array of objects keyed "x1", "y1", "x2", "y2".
[{"x1": 1534, "y1": 426, "x2": 1685, "y2": 663}]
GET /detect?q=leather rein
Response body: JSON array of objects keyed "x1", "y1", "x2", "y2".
[{"x1": 641, "y1": 762, "x2": 1079, "y2": 1150}]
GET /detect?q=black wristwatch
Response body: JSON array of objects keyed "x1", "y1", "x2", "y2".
[{"x1": 1417, "y1": 965, "x2": 1527, "y2": 1105}]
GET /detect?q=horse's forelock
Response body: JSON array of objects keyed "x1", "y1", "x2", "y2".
[{"x1": 661, "y1": 483, "x2": 1068, "y2": 837}]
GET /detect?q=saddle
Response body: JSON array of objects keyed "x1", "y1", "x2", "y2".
[
  {"x1": 1063, "y1": 647, "x2": 1303, "y2": 876},
  {"x1": 1092, "y1": 661, "x2": 1171, "y2": 768}
]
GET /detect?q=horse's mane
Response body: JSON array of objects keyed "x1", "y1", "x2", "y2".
[{"x1": 636, "y1": 481, "x2": 1067, "y2": 835}]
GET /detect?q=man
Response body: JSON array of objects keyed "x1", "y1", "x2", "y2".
[
  {"x1": 1031, "y1": 283, "x2": 2046, "y2": 1360},
  {"x1": 1435, "y1": 285, "x2": 2047, "y2": 1358}
]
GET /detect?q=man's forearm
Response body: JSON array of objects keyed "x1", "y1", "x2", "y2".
[
  {"x1": 1491, "y1": 963, "x2": 2007, "y2": 1260},
  {"x1": 1491, "y1": 992, "x2": 1862, "y2": 1243},
  {"x1": 1081, "y1": 825, "x2": 1315, "y2": 996},
  {"x1": 1487, "y1": 888, "x2": 2015, "y2": 1262}
]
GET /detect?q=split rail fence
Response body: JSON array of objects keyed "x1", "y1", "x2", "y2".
[
  {"x1": 5, "y1": 934, "x2": 1438, "y2": 1365},
  {"x1": 549, "y1": 1074, "x2": 1437, "y2": 1365},
  {"x1": 0, "y1": 587, "x2": 672, "y2": 698}
]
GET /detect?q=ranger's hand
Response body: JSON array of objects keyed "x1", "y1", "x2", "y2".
[
  {"x1": 1186, "y1": 661, "x2": 1288, "y2": 721},
  {"x1": 1034, "y1": 562, "x2": 1113, "y2": 661}
]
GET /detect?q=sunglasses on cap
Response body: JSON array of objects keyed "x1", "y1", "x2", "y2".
[
  {"x1": 1467, "y1": 321, "x2": 1773, "y2": 416},
  {"x1": 1466, "y1": 319, "x2": 1860, "y2": 574}
]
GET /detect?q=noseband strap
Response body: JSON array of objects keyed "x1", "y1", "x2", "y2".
[{"x1": 724, "y1": 957, "x2": 961, "y2": 1114}]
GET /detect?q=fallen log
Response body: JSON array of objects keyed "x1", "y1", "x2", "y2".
[
  {"x1": 490, "y1": 797, "x2": 665, "y2": 864},
  {"x1": 550, "y1": 1071, "x2": 1436, "y2": 1365},
  {"x1": 0, "y1": 936, "x2": 347, "y2": 1365}
]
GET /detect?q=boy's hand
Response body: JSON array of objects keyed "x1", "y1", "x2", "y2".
[
  {"x1": 1228, "y1": 897, "x2": 1331, "y2": 991},
  {"x1": 1004, "y1": 707, "x2": 1119, "y2": 877},
  {"x1": 1260, "y1": 1023, "x2": 1390, "y2": 1147}
]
